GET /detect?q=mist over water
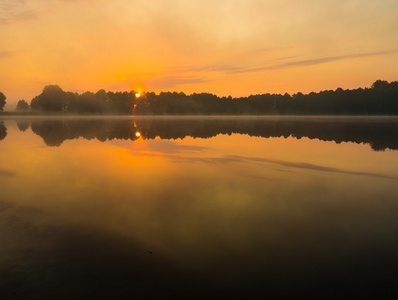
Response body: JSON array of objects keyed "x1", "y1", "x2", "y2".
[{"x1": 1, "y1": 116, "x2": 398, "y2": 299}]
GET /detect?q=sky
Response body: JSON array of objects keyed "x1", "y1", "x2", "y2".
[{"x1": 1, "y1": 0, "x2": 398, "y2": 109}]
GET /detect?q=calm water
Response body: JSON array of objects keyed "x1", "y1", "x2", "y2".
[{"x1": 1, "y1": 116, "x2": 398, "y2": 299}]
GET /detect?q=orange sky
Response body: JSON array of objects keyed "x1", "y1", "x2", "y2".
[{"x1": 1, "y1": 0, "x2": 398, "y2": 109}]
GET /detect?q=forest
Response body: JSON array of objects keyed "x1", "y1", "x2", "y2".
[{"x1": 2, "y1": 80, "x2": 398, "y2": 115}]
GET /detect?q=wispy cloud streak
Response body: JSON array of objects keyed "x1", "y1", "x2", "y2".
[
  {"x1": 0, "y1": 0, "x2": 36, "y2": 24},
  {"x1": 198, "y1": 49, "x2": 398, "y2": 75},
  {"x1": 0, "y1": 51, "x2": 14, "y2": 59},
  {"x1": 143, "y1": 75, "x2": 208, "y2": 90},
  {"x1": 0, "y1": 168, "x2": 18, "y2": 177}
]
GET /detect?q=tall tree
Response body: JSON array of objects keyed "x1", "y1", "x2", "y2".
[
  {"x1": 16, "y1": 99, "x2": 30, "y2": 111},
  {"x1": 30, "y1": 85, "x2": 68, "y2": 112}
]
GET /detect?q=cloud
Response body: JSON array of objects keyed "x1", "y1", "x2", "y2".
[
  {"x1": 0, "y1": 0, "x2": 36, "y2": 24},
  {"x1": 142, "y1": 75, "x2": 209, "y2": 90},
  {"x1": 199, "y1": 49, "x2": 398, "y2": 74},
  {"x1": 0, "y1": 0, "x2": 87, "y2": 25},
  {"x1": 0, "y1": 51, "x2": 15, "y2": 59},
  {"x1": 193, "y1": 65, "x2": 245, "y2": 73},
  {"x1": 107, "y1": 72, "x2": 209, "y2": 92},
  {"x1": 0, "y1": 0, "x2": 25, "y2": 10},
  {"x1": 0, "y1": 169, "x2": 18, "y2": 177},
  {"x1": 248, "y1": 46, "x2": 294, "y2": 55}
]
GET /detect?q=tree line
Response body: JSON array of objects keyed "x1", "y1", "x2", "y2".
[{"x1": 1, "y1": 80, "x2": 398, "y2": 115}]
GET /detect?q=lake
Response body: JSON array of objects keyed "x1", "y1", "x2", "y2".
[{"x1": 1, "y1": 116, "x2": 398, "y2": 299}]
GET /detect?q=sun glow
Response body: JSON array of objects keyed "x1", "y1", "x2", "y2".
[
  {"x1": 135, "y1": 132, "x2": 141, "y2": 137},
  {"x1": 135, "y1": 92, "x2": 141, "y2": 98}
]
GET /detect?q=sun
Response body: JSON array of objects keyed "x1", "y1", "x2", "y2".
[
  {"x1": 135, "y1": 132, "x2": 141, "y2": 137},
  {"x1": 135, "y1": 92, "x2": 141, "y2": 98}
]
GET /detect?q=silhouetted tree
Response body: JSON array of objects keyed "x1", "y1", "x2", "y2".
[
  {"x1": 76, "y1": 91, "x2": 104, "y2": 113},
  {"x1": 107, "y1": 91, "x2": 135, "y2": 114},
  {"x1": 65, "y1": 91, "x2": 79, "y2": 112},
  {"x1": 0, "y1": 92, "x2": 6, "y2": 111},
  {"x1": 134, "y1": 92, "x2": 155, "y2": 114},
  {"x1": 372, "y1": 80, "x2": 389, "y2": 90},
  {"x1": 16, "y1": 99, "x2": 30, "y2": 111},
  {"x1": 30, "y1": 85, "x2": 68, "y2": 112}
]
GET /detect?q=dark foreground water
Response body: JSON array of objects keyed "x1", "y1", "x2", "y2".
[{"x1": 1, "y1": 116, "x2": 398, "y2": 299}]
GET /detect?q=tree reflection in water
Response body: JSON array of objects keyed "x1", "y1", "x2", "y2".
[
  {"x1": 10, "y1": 116, "x2": 398, "y2": 151},
  {"x1": 0, "y1": 121, "x2": 6, "y2": 141}
]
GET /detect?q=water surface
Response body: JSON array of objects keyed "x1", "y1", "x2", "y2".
[{"x1": 1, "y1": 116, "x2": 398, "y2": 299}]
